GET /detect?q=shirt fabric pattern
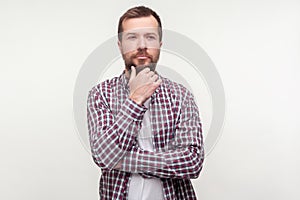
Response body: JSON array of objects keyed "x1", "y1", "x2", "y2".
[
  {"x1": 128, "y1": 98, "x2": 164, "y2": 200},
  {"x1": 87, "y1": 72, "x2": 204, "y2": 200}
]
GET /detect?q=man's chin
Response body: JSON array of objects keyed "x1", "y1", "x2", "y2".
[{"x1": 128, "y1": 63, "x2": 156, "y2": 75}]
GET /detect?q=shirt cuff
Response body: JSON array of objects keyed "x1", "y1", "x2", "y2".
[{"x1": 119, "y1": 98, "x2": 148, "y2": 122}]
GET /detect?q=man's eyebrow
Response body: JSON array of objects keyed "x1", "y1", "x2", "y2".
[
  {"x1": 124, "y1": 32, "x2": 136, "y2": 35},
  {"x1": 124, "y1": 32, "x2": 158, "y2": 36},
  {"x1": 145, "y1": 32, "x2": 158, "y2": 36}
]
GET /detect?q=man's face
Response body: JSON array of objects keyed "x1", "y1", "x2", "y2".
[{"x1": 118, "y1": 15, "x2": 162, "y2": 74}]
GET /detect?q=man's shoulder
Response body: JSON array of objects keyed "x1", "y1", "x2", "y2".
[{"x1": 88, "y1": 75, "x2": 122, "y2": 96}]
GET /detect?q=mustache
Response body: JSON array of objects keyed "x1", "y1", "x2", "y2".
[{"x1": 131, "y1": 50, "x2": 153, "y2": 59}]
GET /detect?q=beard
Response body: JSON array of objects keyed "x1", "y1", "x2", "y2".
[
  {"x1": 123, "y1": 49, "x2": 160, "y2": 75},
  {"x1": 126, "y1": 62, "x2": 156, "y2": 75}
]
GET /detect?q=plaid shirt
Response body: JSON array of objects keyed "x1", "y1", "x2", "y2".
[{"x1": 87, "y1": 72, "x2": 204, "y2": 200}]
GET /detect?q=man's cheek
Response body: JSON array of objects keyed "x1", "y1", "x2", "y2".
[{"x1": 121, "y1": 44, "x2": 137, "y2": 54}]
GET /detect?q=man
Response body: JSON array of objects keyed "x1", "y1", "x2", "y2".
[{"x1": 87, "y1": 6, "x2": 204, "y2": 200}]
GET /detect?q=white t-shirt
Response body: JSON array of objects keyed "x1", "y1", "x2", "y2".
[{"x1": 128, "y1": 99, "x2": 164, "y2": 200}]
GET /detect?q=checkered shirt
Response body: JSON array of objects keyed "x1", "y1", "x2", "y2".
[{"x1": 87, "y1": 72, "x2": 204, "y2": 200}]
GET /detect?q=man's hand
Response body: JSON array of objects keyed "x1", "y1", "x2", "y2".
[{"x1": 128, "y1": 66, "x2": 162, "y2": 105}]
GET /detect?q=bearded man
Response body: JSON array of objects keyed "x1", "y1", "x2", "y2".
[{"x1": 87, "y1": 6, "x2": 204, "y2": 200}]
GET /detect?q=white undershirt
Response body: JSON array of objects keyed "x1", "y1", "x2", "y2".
[{"x1": 128, "y1": 99, "x2": 164, "y2": 200}]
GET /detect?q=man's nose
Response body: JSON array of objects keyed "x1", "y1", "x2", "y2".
[{"x1": 137, "y1": 37, "x2": 146, "y2": 49}]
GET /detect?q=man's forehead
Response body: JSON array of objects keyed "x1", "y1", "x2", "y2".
[
  {"x1": 121, "y1": 16, "x2": 159, "y2": 31},
  {"x1": 123, "y1": 27, "x2": 159, "y2": 35}
]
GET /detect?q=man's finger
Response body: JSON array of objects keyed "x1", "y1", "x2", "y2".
[
  {"x1": 140, "y1": 67, "x2": 150, "y2": 75},
  {"x1": 129, "y1": 66, "x2": 136, "y2": 81},
  {"x1": 154, "y1": 78, "x2": 162, "y2": 86}
]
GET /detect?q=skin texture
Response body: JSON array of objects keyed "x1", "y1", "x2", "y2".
[{"x1": 118, "y1": 16, "x2": 163, "y2": 105}]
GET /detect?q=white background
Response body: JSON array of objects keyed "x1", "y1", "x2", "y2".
[{"x1": 1, "y1": 0, "x2": 299, "y2": 199}]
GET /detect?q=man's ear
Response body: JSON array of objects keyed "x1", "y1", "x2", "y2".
[{"x1": 118, "y1": 40, "x2": 122, "y2": 53}]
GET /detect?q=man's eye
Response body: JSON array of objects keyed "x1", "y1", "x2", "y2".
[
  {"x1": 146, "y1": 35, "x2": 156, "y2": 40},
  {"x1": 127, "y1": 36, "x2": 136, "y2": 40}
]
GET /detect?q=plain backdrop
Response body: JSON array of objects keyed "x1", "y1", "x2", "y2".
[{"x1": 1, "y1": 0, "x2": 299, "y2": 199}]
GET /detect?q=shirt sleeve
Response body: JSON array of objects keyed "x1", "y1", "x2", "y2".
[
  {"x1": 116, "y1": 91, "x2": 205, "y2": 179},
  {"x1": 87, "y1": 86, "x2": 147, "y2": 170}
]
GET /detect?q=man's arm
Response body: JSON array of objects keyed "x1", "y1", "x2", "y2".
[
  {"x1": 87, "y1": 84, "x2": 147, "y2": 170},
  {"x1": 87, "y1": 67, "x2": 161, "y2": 171},
  {"x1": 114, "y1": 91, "x2": 205, "y2": 179}
]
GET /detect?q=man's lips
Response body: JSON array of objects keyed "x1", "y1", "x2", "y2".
[
  {"x1": 136, "y1": 56, "x2": 148, "y2": 59},
  {"x1": 135, "y1": 54, "x2": 151, "y2": 59}
]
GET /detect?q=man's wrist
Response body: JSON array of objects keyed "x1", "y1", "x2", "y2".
[{"x1": 129, "y1": 94, "x2": 144, "y2": 106}]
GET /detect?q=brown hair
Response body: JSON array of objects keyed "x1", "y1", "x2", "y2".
[{"x1": 118, "y1": 6, "x2": 162, "y2": 41}]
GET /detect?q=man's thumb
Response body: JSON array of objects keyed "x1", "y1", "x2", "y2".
[{"x1": 129, "y1": 66, "x2": 136, "y2": 81}]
